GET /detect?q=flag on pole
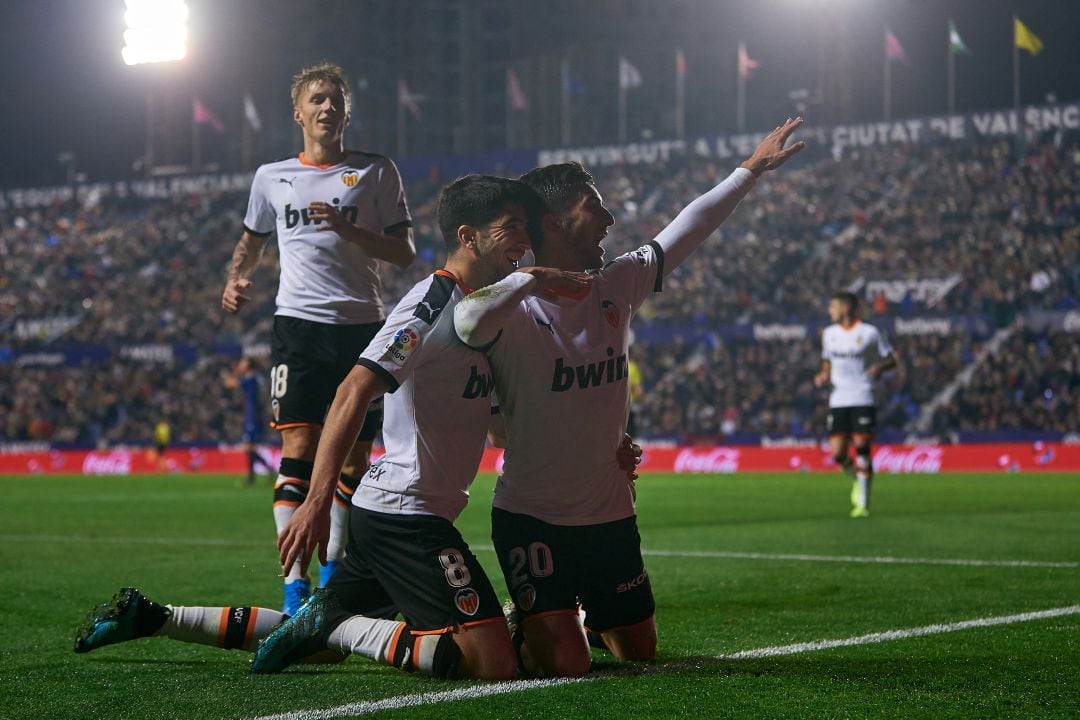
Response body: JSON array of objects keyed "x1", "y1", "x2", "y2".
[
  {"x1": 737, "y1": 42, "x2": 759, "y2": 80},
  {"x1": 885, "y1": 30, "x2": 910, "y2": 63},
  {"x1": 1014, "y1": 17, "x2": 1044, "y2": 56},
  {"x1": 243, "y1": 94, "x2": 261, "y2": 132},
  {"x1": 398, "y1": 80, "x2": 421, "y2": 120},
  {"x1": 619, "y1": 56, "x2": 643, "y2": 89},
  {"x1": 674, "y1": 48, "x2": 687, "y2": 139},
  {"x1": 561, "y1": 63, "x2": 587, "y2": 94},
  {"x1": 192, "y1": 98, "x2": 225, "y2": 133},
  {"x1": 506, "y1": 69, "x2": 528, "y2": 110},
  {"x1": 948, "y1": 19, "x2": 970, "y2": 55}
]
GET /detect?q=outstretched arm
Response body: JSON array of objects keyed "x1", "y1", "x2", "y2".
[
  {"x1": 454, "y1": 267, "x2": 592, "y2": 349},
  {"x1": 277, "y1": 365, "x2": 388, "y2": 575},
  {"x1": 655, "y1": 117, "x2": 805, "y2": 272}
]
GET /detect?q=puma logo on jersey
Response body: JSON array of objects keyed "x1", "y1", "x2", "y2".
[
  {"x1": 550, "y1": 347, "x2": 627, "y2": 392},
  {"x1": 462, "y1": 365, "x2": 494, "y2": 399},
  {"x1": 416, "y1": 300, "x2": 441, "y2": 324},
  {"x1": 535, "y1": 317, "x2": 554, "y2": 334},
  {"x1": 278, "y1": 177, "x2": 296, "y2": 187},
  {"x1": 284, "y1": 202, "x2": 358, "y2": 228}
]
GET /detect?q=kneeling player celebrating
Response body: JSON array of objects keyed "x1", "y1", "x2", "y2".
[{"x1": 454, "y1": 118, "x2": 805, "y2": 676}]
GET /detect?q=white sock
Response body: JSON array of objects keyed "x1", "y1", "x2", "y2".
[
  {"x1": 328, "y1": 499, "x2": 348, "y2": 563},
  {"x1": 327, "y1": 616, "x2": 406, "y2": 663},
  {"x1": 160, "y1": 606, "x2": 283, "y2": 651},
  {"x1": 273, "y1": 502, "x2": 307, "y2": 583},
  {"x1": 855, "y1": 473, "x2": 870, "y2": 508}
]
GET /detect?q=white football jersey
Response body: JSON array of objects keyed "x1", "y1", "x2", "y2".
[
  {"x1": 821, "y1": 321, "x2": 893, "y2": 408},
  {"x1": 243, "y1": 151, "x2": 412, "y2": 325},
  {"x1": 353, "y1": 272, "x2": 496, "y2": 522},
  {"x1": 485, "y1": 243, "x2": 664, "y2": 526}
]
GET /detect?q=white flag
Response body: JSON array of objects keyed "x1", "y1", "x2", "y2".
[
  {"x1": 619, "y1": 56, "x2": 642, "y2": 89},
  {"x1": 243, "y1": 94, "x2": 261, "y2": 132}
]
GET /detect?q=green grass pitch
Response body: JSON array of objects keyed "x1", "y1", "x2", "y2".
[{"x1": 1, "y1": 471, "x2": 1077, "y2": 719}]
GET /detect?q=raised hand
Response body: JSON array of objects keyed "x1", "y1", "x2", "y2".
[{"x1": 741, "y1": 117, "x2": 806, "y2": 176}]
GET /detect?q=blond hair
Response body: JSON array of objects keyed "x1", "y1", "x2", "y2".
[{"x1": 290, "y1": 62, "x2": 351, "y2": 111}]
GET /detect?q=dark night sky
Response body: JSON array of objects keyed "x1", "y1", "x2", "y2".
[{"x1": 1, "y1": 0, "x2": 1077, "y2": 189}]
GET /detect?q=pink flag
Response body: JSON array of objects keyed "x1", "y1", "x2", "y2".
[
  {"x1": 675, "y1": 49, "x2": 687, "y2": 78},
  {"x1": 193, "y1": 98, "x2": 225, "y2": 133},
  {"x1": 886, "y1": 30, "x2": 910, "y2": 63},
  {"x1": 506, "y1": 69, "x2": 528, "y2": 110},
  {"x1": 398, "y1": 80, "x2": 421, "y2": 120},
  {"x1": 738, "y1": 42, "x2": 759, "y2": 81}
]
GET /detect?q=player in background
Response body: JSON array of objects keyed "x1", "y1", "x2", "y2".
[
  {"x1": 813, "y1": 291, "x2": 901, "y2": 518},
  {"x1": 453, "y1": 118, "x2": 804, "y2": 677},
  {"x1": 626, "y1": 355, "x2": 644, "y2": 437},
  {"x1": 152, "y1": 420, "x2": 170, "y2": 472},
  {"x1": 221, "y1": 63, "x2": 415, "y2": 614},
  {"x1": 223, "y1": 357, "x2": 273, "y2": 486}
]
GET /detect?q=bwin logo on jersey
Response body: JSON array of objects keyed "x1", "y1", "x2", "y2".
[
  {"x1": 462, "y1": 365, "x2": 494, "y2": 399},
  {"x1": 550, "y1": 347, "x2": 627, "y2": 392},
  {"x1": 340, "y1": 169, "x2": 360, "y2": 187},
  {"x1": 284, "y1": 202, "x2": 359, "y2": 228}
]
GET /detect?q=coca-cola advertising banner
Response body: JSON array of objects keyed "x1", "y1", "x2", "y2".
[{"x1": 0, "y1": 442, "x2": 1076, "y2": 476}]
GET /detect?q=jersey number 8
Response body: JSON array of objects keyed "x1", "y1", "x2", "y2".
[{"x1": 438, "y1": 548, "x2": 472, "y2": 588}]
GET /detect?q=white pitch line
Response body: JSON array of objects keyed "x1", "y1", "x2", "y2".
[
  {"x1": 2, "y1": 535, "x2": 1076, "y2": 568},
  {"x1": 248, "y1": 604, "x2": 1080, "y2": 720},
  {"x1": 0, "y1": 534, "x2": 265, "y2": 547},
  {"x1": 639, "y1": 548, "x2": 1080, "y2": 569},
  {"x1": 249, "y1": 678, "x2": 585, "y2": 720}
]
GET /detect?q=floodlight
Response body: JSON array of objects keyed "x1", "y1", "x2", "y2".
[{"x1": 122, "y1": 0, "x2": 189, "y2": 66}]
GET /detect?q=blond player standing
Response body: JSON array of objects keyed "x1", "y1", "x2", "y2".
[{"x1": 221, "y1": 63, "x2": 415, "y2": 614}]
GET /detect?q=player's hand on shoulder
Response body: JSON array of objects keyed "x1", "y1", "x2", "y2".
[
  {"x1": 740, "y1": 117, "x2": 806, "y2": 176},
  {"x1": 222, "y1": 278, "x2": 252, "y2": 313},
  {"x1": 518, "y1": 266, "x2": 594, "y2": 301}
]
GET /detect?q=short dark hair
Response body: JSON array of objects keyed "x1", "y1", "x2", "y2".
[
  {"x1": 518, "y1": 162, "x2": 596, "y2": 215},
  {"x1": 832, "y1": 291, "x2": 859, "y2": 313},
  {"x1": 436, "y1": 175, "x2": 545, "y2": 253}
]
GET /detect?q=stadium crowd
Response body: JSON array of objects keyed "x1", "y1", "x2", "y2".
[{"x1": 2, "y1": 135, "x2": 1077, "y2": 446}]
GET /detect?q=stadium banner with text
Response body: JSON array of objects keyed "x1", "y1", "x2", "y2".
[
  {"x1": 1, "y1": 442, "x2": 1076, "y2": 475},
  {"x1": 4, "y1": 102, "x2": 1080, "y2": 210},
  {"x1": 3, "y1": 310, "x2": 1033, "y2": 368}
]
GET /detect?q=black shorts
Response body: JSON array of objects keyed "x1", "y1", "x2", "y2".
[
  {"x1": 491, "y1": 508, "x2": 655, "y2": 634},
  {"x1": 827, "y1": 406, "x2": 877, "y2": 435},
  {"x1": 327, "y1": 506, "x2": 504, "y2": 632},
  {"x1": 270, "y1": 316, "x2": 384, "y2": 439}
]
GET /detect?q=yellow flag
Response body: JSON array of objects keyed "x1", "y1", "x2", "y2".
[{"x1": 1014, "y1": 17, "x2": 1044, "y2": 56}]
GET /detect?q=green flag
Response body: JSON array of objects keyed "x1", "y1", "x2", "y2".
[{"x1": 948, "y1": 19, "x2": 970, "y2": 55}]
